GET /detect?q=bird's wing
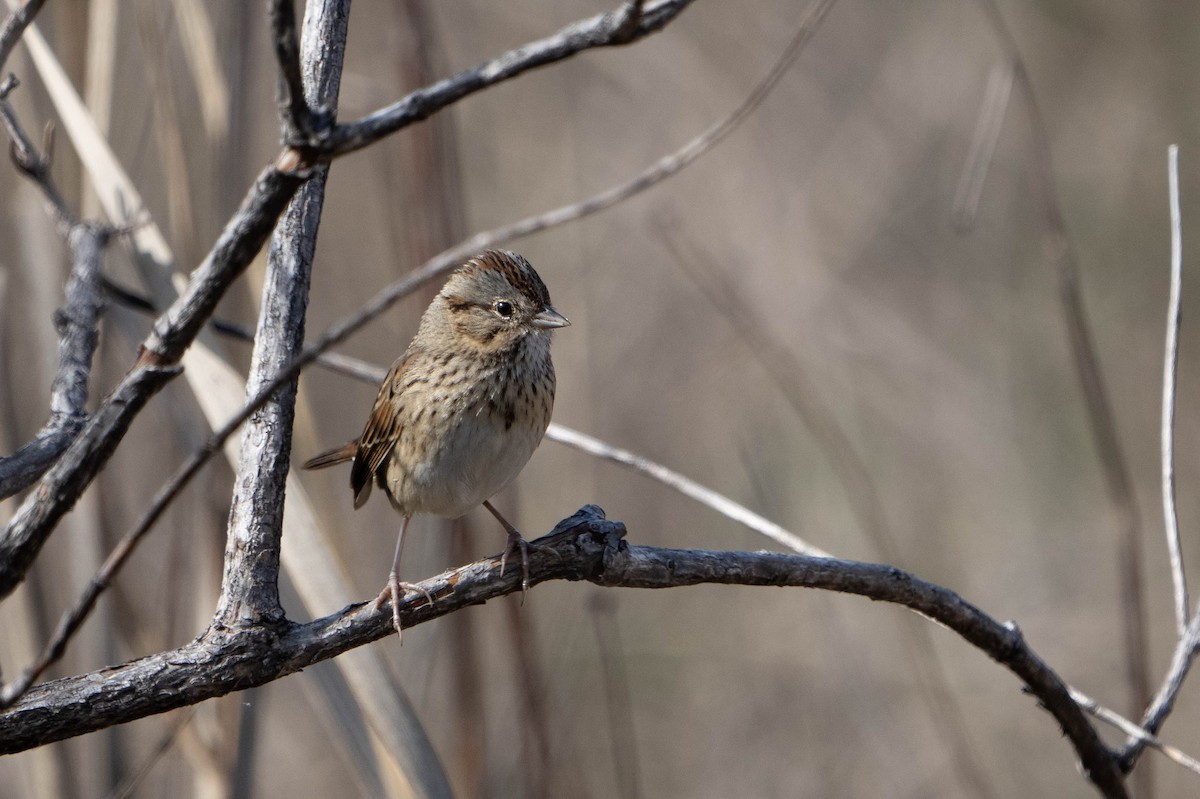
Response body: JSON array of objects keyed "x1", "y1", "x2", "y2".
[{"x1": 351, "y1": 352, "x2": 412, "y2": 507}]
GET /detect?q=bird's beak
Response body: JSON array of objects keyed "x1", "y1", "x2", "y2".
[{"x1": 532, "y1": 305, "x2": 571, "y2": 329}]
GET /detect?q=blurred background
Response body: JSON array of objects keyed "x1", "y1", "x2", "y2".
[{"x1": 2, "y1": 1, "x2": 1199, "y2": 796}]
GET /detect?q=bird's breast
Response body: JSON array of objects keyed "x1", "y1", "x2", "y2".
[{"x1": 380, "y1": 347, "x2": 554, "y2": 518}]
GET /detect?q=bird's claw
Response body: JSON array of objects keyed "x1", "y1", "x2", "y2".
[
  {"x1": 500, "y1": 529, "x2": 532, "y2": 600},
  {"x1": 374, "y1": 572, "x2": 435, "y2": 637}
]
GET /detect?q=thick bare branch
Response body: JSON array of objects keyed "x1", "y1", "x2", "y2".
[
  {"x1": 216, "y1": 0, "x2": 350, "y2": 628},
  {"x1": 0, "y1": 506, "x2": 1126, "y2": 797},
  {"x1": 0, "y1": 426, "x2": 77, "y2": 498}
]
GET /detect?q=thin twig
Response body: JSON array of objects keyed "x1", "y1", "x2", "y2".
[
  {"x1": 1072, "y1": 687, "x2": 1200, "y2": 777},
  {"x1": 546, "y1": 423, "x2": 830, "y2": 557},
  {"x1": 1116, "y1": 146, "x2": 1196, "y2": 774},
  {"x1": 463, "y1": 0, "x2": 839, "y2": 243},
  {"x1": 0, "y1": 227, "x2": 108, "y2": 499},
  {"x1": 1120, "y1": 598, "x2": 1200, "y2": 772},
  {"x1": 2, "y1": 117, "x2": 69, "y2": 224},
  {"x1": 101, "y1": 275, "x2": 379, "y2": 379},
  {"x1": 1162, "y1": 143, "x2": 1187, "y2": 636}
]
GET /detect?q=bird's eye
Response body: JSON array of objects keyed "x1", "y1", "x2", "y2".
[{"x1": 494, "y1": 300, "x2": 514, "y2": 318}]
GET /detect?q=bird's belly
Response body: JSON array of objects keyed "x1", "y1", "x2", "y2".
[{"x1": 384, "y1": 412, "x2": 543, "y2": 518}]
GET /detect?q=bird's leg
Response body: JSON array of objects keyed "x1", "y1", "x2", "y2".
[
  {"x1": 483, "y1": 499, "x2": 532, "y2": 596},
  {"x1": 374, "y1": 514, "x2": 435, "y2": 636}
]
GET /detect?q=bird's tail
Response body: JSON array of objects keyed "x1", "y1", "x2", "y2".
[{"x1": 302, "y1": 440, "x2": 358, "y2": 470}]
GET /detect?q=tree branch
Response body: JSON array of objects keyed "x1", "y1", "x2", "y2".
[
  {"x1": 320, "y1": 0, "x2": 697, "y2": 158},
  {"x1": 1072, "y1": 687, "x2": 1200, "y2": 776},
  {"x1": 0, "y1": 223, "x2": 109, "y2": 498},
  {"x1": 1119, "y1": 608, "x2": 1200, "y2": 772},
  {"x1": 269, "y1": 0, "x2": 321, "y2": 147},
  {"x1": 0, "y1": 0, "x2": 45, "y2": 78},
  {"x1": 0, "y1": 506, "x2": 1127, "y2": 797},
  {"x1": 1160, "y1": 143, "x2": 1187, "y2": 636},
  {"x1": 0, "y1": 25, "x2": 122, "y2": 498},
  {"x1": 545, "y1": 423, "x2": 830, "y2": 556},
  {"x1": 1115, "y1": 145, "x2": 1196, "y2": 774},
  {"x1": 216, "y1": 0, "x2": 349, "y2": 628}
]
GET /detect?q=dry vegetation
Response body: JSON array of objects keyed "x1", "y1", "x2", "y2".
[{"x1": 1, "y1": 1, "x2": 1199, "y2": 797}]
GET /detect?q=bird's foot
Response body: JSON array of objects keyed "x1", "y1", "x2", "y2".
[
  {"x1": 499, "y1": 527, "x2": 532, "y2": 600},
  {"x1": 374, "y1": 572, "x2": 435, "y2": 636}
]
